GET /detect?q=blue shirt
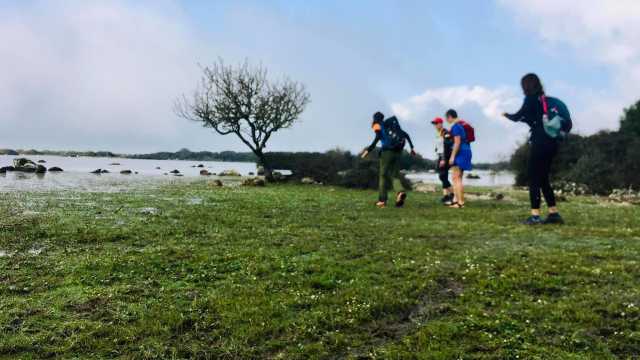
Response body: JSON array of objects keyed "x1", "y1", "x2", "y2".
[{"x1": 451, "y1": 123, "x2": 471, "y2": 152}]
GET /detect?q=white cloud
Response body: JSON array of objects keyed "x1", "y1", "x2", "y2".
[
  {"x1": 391, "y1": 85, "x2": 520, "y2": 124},
  {"x1": 497, "y1": 0, "x2": 640, "y2": 131},
  {"x1": 391, "y1": 85, "x2": 528, "y2": 161},
  {"x1": 0, "y1": 0, "x2": 205, "y2": 150}
]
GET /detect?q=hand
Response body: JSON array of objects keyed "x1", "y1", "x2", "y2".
[
  {"x1": 360, "y1": 150, "x2": 369, "y2": 159},
  {"x1": 502, "y1": 112, "x2": 508, "y2": 117},
  {"x1": 439, "y1": 160, "x2": 445, "y2": 168},
  {"x1": 449, "y1": 158, "x2": 455, "y2": 166},
  {"x1": 410, "y1": 149, "x2": 416, "y2": 156}
]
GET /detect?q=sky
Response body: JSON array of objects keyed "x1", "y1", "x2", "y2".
[{"x1": 1, "y1": 0, "x2": 639, "y2": 162}]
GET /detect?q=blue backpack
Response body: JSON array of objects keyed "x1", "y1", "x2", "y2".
[
  {"x1": 380, "y1": 116, "x2": 406, "y2": 150},
  {"x1": 541, "y1": 96, "x2": 573, "y2": 139}
]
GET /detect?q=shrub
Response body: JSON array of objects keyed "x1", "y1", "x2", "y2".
[{"x1": 266, "y1": 149, "x2": 418, "y2": 190}]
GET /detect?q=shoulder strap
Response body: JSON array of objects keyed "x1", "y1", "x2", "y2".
[{"x1": 540, "y1": 95, "x2": 548, "y2": 115}]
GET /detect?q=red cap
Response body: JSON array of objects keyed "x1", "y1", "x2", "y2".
[{"x1": 431, "y1": 117, "x2": 444, "y2": 125}]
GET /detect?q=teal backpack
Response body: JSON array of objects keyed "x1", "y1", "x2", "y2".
[{"x1": 541, "y1": 95, "x2": 573, "y2": 139}]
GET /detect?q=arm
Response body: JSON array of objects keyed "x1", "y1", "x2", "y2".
[
  {"x1": 361, "y1": 131, "x2": 381, "y2": 157},
  {"x1": 366, "y1": 131, "x2": 381, "y2": 153},
  {"x1": 403, "y1": 131, "x2": 416, "y2": 154},
  {"x1": 504, "y1": 96, "x2": 534, "y2": 123}
]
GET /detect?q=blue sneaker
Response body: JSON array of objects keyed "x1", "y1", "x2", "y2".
[
  {"x1": 522, "y1": 215, "x2": 543, "y2": 225},
  {"x1": 543, "y1": 213, "x2": 564, "y2": 225}
]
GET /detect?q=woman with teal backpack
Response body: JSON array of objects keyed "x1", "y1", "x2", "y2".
[{"x1": 503, "y1": 73, "x2": 569, "y2": 225}]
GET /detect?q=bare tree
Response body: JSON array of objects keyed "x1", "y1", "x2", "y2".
[{"x1": 175, "y1": 60, "x2": 310, "y2": 180}]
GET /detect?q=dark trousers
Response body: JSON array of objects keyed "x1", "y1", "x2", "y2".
[
  {"x1": 378, "y1": 150, "x2": 404, "y2": 202},
  {"x1": 528, "y1": 143, "x2": 558, "y2": 209},
  {"x1": 438, "y1": 164, "x2": 451, "y2": 189}
]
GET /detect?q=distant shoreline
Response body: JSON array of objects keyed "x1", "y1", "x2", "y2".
[
  {"x1": 0, "y1": 148, "x2": 510, "y2": 171},
  {"x1": 0, "y1": 148, "x2": 257, "y2": 163}
]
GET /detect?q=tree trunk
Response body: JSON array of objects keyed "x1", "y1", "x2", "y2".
[{"x1": 256, "y1": 151, "x2": 274, "y2": 182}]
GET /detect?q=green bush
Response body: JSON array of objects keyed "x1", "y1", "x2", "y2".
[{"x1": 266, "y1": 149, "x2": 419, "y2": 190}]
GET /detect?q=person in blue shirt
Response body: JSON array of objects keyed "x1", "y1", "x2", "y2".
[{"x1": 445, "y1": 109, "x2": 472, "y2": 208}]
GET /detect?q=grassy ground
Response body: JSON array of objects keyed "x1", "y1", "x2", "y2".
[{"x1": 0, "y1": 183, "x2": 639, "y2": 359}]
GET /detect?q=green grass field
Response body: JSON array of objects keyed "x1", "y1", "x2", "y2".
[{"x1": 1, "y1": 183, "x2": 639, "y2": 359}]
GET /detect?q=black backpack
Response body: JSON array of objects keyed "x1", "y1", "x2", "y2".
[{"x1": 380, "y1": 116, "x2": 406, "y2": 150}]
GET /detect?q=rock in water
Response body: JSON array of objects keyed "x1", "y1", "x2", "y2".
[
  {"x1": 219, "y1": 169, "x2": 241, "y2": 177},
  {"x1": 169, "y1": 169, "x2": 180, "y2": 174},
  {"x1": 49, "y1": 167, "x2": 64, "y2": 172},
  {"x1": 90, "y1": 169, "x2": 102, "y2": 174},
  {"x1": 101, "y1": 169, "x2": 110, "y2": 174},
  {"x1": 13, "y1": 158, "x2": 38, "y2": 172},
  {"x1": 38, "y1": 160, "x2": 46, "y2": 163},
  {"x1": 120, "y1": 170, "x2": 132, "y2": 175},
  {"x1": 197, "y1": 164, "x2": 204, "y2": 168},
  {"x1": 0, "y1": 166, "x2": 15, "y2": 173},
  {"x1": 200, "y1": 170, "x2": 211, "y2": 176},
  {"x1": 36, "y1": 165, "x2": 47, "y2": 173}
]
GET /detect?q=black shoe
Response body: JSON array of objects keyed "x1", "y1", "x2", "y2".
[
  {"x1": 442, "y1": 194, "x2": 454, "y2": 206},
  {"x1": 543, "y1": 213, "x2": 564, "y2": 225},
  {"x1": 521, "y1": 216, "x2": 543, "y2": 225},
  {"x1": 395, "y1": 192, "x2": 407, "y2": 207}
]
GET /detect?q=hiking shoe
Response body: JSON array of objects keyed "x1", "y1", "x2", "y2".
[
  {"x1": 522, "y1": 216, "x2": 543, "y2": 225},
  {"x1": 543, "y1": 213, "x2": 564, "y2": 225},
  {"x1": 375, "y1": 201, "x2": 387, "y2": 208},
  {"x1": 440, "y1": 194, "x2": 453, "y2": 204},
  {"x1": 395, "y1": 192, "x2": 407, "y2": 207}
]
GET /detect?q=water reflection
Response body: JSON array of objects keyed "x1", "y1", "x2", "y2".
[{"x1": 406, "y1": 170, "x2": 515, "y2": 187}]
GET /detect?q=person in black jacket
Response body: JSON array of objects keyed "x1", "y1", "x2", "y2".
[
  {"x1": 503, "y1": 73, "x2": 564, "y2": 225},
  {"x1": 432, "y1": 117, "x2": 454, "y2": 204},
  {"x1": 361, "y1": 112, "x2": 416, "y2": 208}
]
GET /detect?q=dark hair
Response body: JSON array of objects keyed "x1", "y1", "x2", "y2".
[
  {"x1": 445, "y1": 109, "x2": 458, "y2": 119},
  {"x1": 372, "y1": 111, "x2": 384, "y2": 123},
  {"x1": 521, "y1": 73, "x2": 545, "y2": 96}
]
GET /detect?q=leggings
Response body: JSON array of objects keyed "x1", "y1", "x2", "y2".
[
  {"x1": 528, "y1": 143, "x2": 558, "y2": 209},
  {"x1": 438, "y1": 165, "x2": 451, "y2": 189}
]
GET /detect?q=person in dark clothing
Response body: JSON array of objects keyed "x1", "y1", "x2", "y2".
[
  {"x1": 503, "y1": 73, "x2": 564, "y2": 225},
  {"x1": 361, "y1": 111, "x2": 416, "y2": 208},
  {"x1": 432, "y1": 117, "x2": 454, "y2": 204}
]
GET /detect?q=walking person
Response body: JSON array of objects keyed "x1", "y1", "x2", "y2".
[
  {"x1": 432, "y1": 117, "x2": 454, "y2": 204},
  {"x1": 503, "y1": 73, "x2": 565, "y2": 225},
  {"x1": 361, "y1": 111, "x2": 416, "y2": 208},
  {"x1": 445, "y1": 109, "x2": 473, "y2": 209}
]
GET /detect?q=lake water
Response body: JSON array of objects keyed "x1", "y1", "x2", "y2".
[
  {"x1": 0, "y1": 155, "x2": 258, "y2": 192},
  {"x1": 0, "y1": 155, "x2": 515, "y2": 192},
  {"x1": 406, "y1": 170, "x2": 515, "y2": 187}
]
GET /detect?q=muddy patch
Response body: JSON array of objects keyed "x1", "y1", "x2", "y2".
[{"x1": 348, "y1": 277, "x2": 464, "y2": 357}]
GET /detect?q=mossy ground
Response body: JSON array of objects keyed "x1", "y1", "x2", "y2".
[{"x1": 1, "y1": 183, "x2": 639, "y2": 359}]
